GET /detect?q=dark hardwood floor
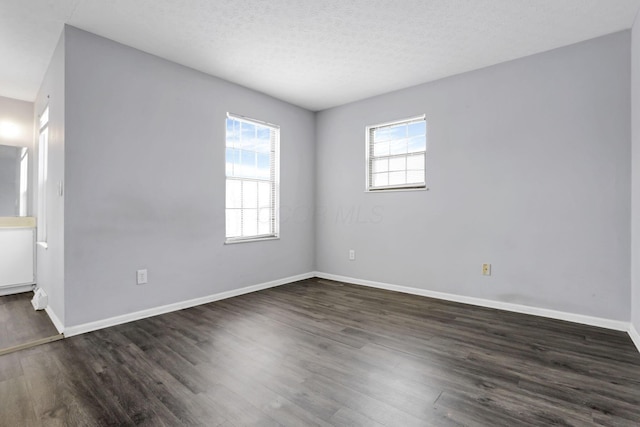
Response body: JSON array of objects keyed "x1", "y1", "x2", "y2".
[
  {"x1": 0, "y1": 292, "x2": 61, "y2": 354},
  {"x1": 1, "y1": 278, "x2": 640, "y2": 426}
]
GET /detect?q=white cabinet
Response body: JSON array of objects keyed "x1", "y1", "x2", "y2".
[{"x1": 0, "y1": 222, "x2": 35, "y2": 290}]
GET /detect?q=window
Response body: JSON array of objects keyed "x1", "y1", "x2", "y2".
[
  {"x1": 37, "y1": 106, "x2": 49, "y2": 244},
  {"x1": 225, "y1": 113, "x2": 279, "y2": 243},
  {"x1": 366, "y1": 115, "x2": 427, "y2": 191}
]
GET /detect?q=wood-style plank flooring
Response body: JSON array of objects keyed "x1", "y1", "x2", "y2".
[
  {"x1": 0, "y1": 292, "x2": 60, "y2": 352},
  {"x1": 1, "y1": 278, "x2": 640, "y2": 426}
]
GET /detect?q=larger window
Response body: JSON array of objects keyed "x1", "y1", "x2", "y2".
[
  {"x1": 225, "y1": 113, "x2": 279, "y2": 243},
  {"x1": 366, "y1": 115, "x2": 427, "y2": 191}
]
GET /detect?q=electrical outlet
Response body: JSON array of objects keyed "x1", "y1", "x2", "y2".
[
  {"x1": 482, "y1": 263, "x2": 491, "y2": 276},
  {"x1": 349, "y1": 249, "x2": 355, "y2": 261},
  {"x1": 136, "y1": 269, "x2": 148, "y2": 285}
]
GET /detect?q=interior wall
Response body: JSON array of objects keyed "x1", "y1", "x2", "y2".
[
  {"x1": 316, "y1": 31, "x2": 631, "y2": 321},
  {"x1": 0, "y1": 96, "x2": 34, "y2": 216},
  {"x1": 34, "y1": 32, "x2": 66, "y2": 324},
  {"x1": 63, "y1": 26, "x2": 315, "y2": 327},
  {"x1": 631, "y1": 16, "x2": 640, "y2": 336}
]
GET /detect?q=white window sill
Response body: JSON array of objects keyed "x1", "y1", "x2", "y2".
[
  {"x1": 225, "y1": 236, "x2": 280, "y2": 245},
  {"x1": 365, "y1": 187, "x2": 429, "y2": 193}
]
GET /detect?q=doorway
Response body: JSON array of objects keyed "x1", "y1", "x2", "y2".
[{"x1": 0, "y1": 292, "x2": 62, "y2": 355}]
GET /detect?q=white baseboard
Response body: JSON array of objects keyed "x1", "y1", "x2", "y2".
[
  {"x1": 63, "y1": 272, "x2": 315, "y2": 338},
  {"x1": 45, "y1": 305, "x2": 64, "y2": 334},
  {"x1": 629, "y1": 323, "x2": 640, "y2": 353},
  {"x1": 313, "y1": 271, "x2": 630, "y2": 332},
  {"x1": 0, "y1": 284, "x2": 35, "y2": 296}
]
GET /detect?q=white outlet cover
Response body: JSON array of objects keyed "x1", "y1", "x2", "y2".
[
  {"x1": 136, "y1": 269, "x2": 148, "y2": 285},
  {"x1": 482, "y1": 264, "x2": 491, "y2": 276}
]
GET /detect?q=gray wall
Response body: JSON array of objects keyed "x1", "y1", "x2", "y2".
[
  {"x1": 0, "y1": 96, "x2": 34, "y2": 216},
  {"x1": 34, "y1": 32, "x2": 66, "y2": 323},
  {"x1": 632, "y1": 18, "x2": 640, "y2": 334},
  {"x1": 316, "y1": 32, "x2": 631, "y2": 320},
  {"x1": 63, "y1": 27, "x2": 315, "y2": 326}
]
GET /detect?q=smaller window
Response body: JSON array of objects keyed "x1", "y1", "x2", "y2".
[{"x1": 366, "y1": 115, "x2": 427, "y2": 191}]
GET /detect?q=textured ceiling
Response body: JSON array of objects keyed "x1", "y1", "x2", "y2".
[{"x1": 2, "y1": 0, "x2": 640, "y2": 111}]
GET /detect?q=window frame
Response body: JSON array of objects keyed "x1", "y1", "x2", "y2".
[
  {"x1": 37, "y1": 106, "x2": 49, "y2": 246},
  {"x1": 365, "y1": 115, "x2": 428, "y2": 192},
  {"x1": 224, "y1": 113, "x2": 280, "y2": 244}
]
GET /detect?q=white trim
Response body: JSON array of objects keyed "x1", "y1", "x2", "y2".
[
  {"x1": 0, "y1": 284, "x2": 35, "y2": 296},
  {"x1": 313, "y1": 272, "x2": 630, "y2": 332},
  {"x1": 225, "y1": 236, "x2": 280, "y2": 245},
  {"x1": 365, "y1": 186, "x2": 429, "y2": 193},
  {"x1": 63, "y1": 272, "x2": 314, "y2": 337},
  {"x1": 629, "y1": 323, "x2": 640, "y2": 353},
  {"x1": 45, "y1": 305, "x2": 64, "y2": 334}
]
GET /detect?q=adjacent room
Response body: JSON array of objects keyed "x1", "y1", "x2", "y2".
[{"x1": 1, "y1": 0, "x2": 640, "y2": 425}]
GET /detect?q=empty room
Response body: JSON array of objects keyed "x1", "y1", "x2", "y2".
[{"x1": 1, "y1": 0, "x2": 640, "y2": 425}]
